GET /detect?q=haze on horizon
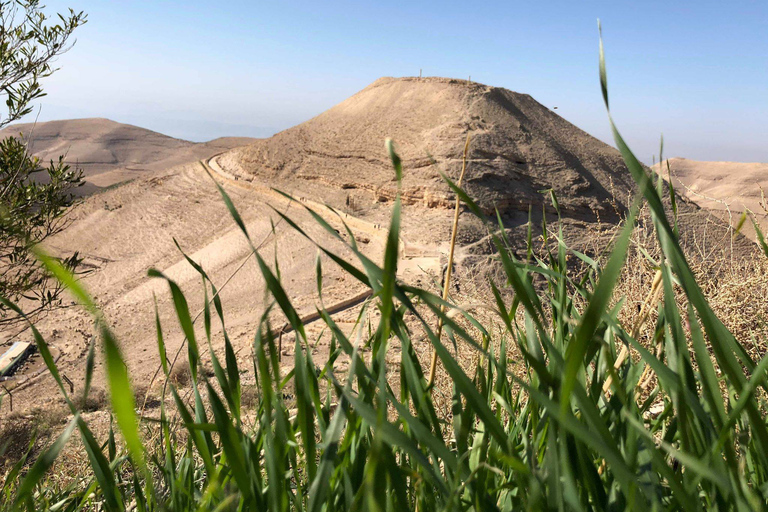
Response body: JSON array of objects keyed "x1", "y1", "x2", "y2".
[{"x1": 19, "y1": 0, "x2": 768, "y2": 164}]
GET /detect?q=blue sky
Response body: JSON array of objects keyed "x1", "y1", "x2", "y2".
[{"x1": 31, "y1": 1, "x2": 768, "y2": 162}]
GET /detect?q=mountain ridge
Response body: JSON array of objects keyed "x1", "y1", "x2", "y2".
[{"x1": 0, "y1": 117, "x2": 257, "y2": 193}]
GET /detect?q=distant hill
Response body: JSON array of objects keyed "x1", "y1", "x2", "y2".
[
  {"x1": 653, "y1": 157, "x2": 768, "y2": 237},
  {"x1": 0, "y1": 118, "x2": 256, "y2": 194}
]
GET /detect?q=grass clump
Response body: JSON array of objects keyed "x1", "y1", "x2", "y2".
[{"x1": 2, "y1": 30, "x2": 768, "y2": 511}]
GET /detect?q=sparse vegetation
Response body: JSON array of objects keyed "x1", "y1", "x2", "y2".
[
  {"x1": 1, "y1": 29, "x2": 768, "y2": 512},
  {"x1": 0, "y1": 1, "x2": 87, "y2": 326}
]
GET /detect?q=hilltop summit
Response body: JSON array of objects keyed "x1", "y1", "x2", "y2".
[{"x1": 219, "y1": 76, "x2": 636, "y2": 219}]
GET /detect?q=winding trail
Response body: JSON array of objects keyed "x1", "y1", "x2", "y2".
[
  {"x1": 200, "y1": 154, "x2": 443, "y2": 336},
  {"x1": 203, "y1": 155, "x2": 388, "y2": 242}
]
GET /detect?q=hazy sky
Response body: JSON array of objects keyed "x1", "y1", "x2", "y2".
[{"x1": 26, "y1": 0, "x2": 768, "y2": 163}]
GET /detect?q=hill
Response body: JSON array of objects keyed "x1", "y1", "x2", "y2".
[
  {"x1": 0, "y1": 77, "x2": 757, "y2": 415},
  {"x1": 0, "y1": 118, "x2": 256, "y2": 194},
  {"x1": 220, "y1": 77, "x2": 638, "y2": 223},
  {"x1": 654, "y1": 157, "x2": 768, "y2": 237},
  {"x1": 217, "y1": 77, "x2": 752, "y2": 258}
]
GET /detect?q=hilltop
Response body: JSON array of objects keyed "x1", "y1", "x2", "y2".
[
  {"x1": 216, "y1": 77, "x2": 750, "y2": 258},
  {"x1": 220, "y1": 77, "x2": 637, "y2": 223}
]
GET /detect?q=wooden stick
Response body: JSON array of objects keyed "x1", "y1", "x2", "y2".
[
  {"x1": 602, "y1": 269, "x2": 663, "y2": 394},
  {"x1": 427, "y1": 134, "x2": 471, "y2": 389}
]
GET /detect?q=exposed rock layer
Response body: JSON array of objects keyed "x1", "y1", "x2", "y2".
[{"x1": 221, "y1": 77, "x2": 638, "y2": 219}]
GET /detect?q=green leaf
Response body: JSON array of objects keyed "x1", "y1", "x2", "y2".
[
  {"x1": 34, "y1": 248, "x2": 146, "y2": 471},
  {"x1": 14, "y1": 416, "x2": 78, "y2": 505}
]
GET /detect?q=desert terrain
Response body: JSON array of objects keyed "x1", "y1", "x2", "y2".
[
  {"x1": 0, "y1": 118, "x2": 255, "y2": 196},
  {"x1": 4, "y1": 0, "x2": 768, "y2": 505},
  {"x1": 654, "y1": 157, "x2": 768, "y2": 238},
  {"x1": 0, "y1": 77, "x2": 758, "y2": 416}
]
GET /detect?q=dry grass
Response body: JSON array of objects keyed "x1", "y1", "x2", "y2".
[
  {"x1": 0, "y1": 405, "x2": 69, "y2": 472},
  {"x1": 420, "y1": 201, "x2": 768, "y2": 419}
]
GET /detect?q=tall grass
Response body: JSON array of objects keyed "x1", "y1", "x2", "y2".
[{"x1": 2, "y1": 27, "x2": 768, "y2": 511}]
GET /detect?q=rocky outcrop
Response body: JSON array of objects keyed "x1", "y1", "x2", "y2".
[{"x1": 220, "y1": 77, "x2": 638, "y2": 220}]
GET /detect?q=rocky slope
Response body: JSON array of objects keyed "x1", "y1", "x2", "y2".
[{"x1": 219, "y1": 77, "x2": 637, "y2": 222}]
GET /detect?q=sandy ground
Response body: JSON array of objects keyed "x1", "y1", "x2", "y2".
[
  {"x1": 0, "y1": 118, "x2": 257, "y2": 196},
  {"x1": 654, "y1": 158, "x2": 768, "y2": 239},
  {"x1": 2, "y1": 80, "x2": 762, "y2": 418},
  {"x1": 0, "y1": 155, "x2": 445, "y2": 414}
]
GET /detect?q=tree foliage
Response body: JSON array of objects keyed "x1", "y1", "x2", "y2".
[{"x1": 0, "y1": 1, "x2": 86, "y2": 325}]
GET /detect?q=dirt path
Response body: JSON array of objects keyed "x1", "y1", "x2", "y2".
[
  {"x1": 203, "y1": 154, "x2": 444, "y2": 285},
  {"x1": 204, "y1": 155, "x2": 388, "y2": 241},
  {"x1": 1, "y1": 156, "x2": 446, "y2": 412}
]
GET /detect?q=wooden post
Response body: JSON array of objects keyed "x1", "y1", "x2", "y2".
[
  {"x1": 62, "y1": 373, "x2": 74, "y2": 393},
  {"x1": 2, "y1": 385, "x2": 12, "y2": 412}
]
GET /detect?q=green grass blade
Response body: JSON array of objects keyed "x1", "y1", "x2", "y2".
[
  {"x1": 34, "y1": 248, "x2": 147, "y2": 471},
  {"x1": 14, "y1": 416, "x2": 78, "y2": 506}
]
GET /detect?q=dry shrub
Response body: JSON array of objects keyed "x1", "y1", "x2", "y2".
[
  {"x1": 134, "y1": 382, "x2": 161, "y2": 410},
  {"x1": 240, "y1": 384, "x2": 259, "y2": 409},
  {"x1": 0, "y1": 406, "x2": 68, "y2": 471},
  {"x1": 429, "y1": 204, "x2": 768, "y2": 412},
  {"x1": 699, "y1": 255, "x2": 768, "y2": 357},
  {"x1": 614, "y1": 209, "x2": 768, "y2": 359},
  {"x1": 74, "y1": 386, "x2": 109, "y2": 412},
  {"x1": 169, "y1": 362, "x2": 192, "y2": 388}
]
